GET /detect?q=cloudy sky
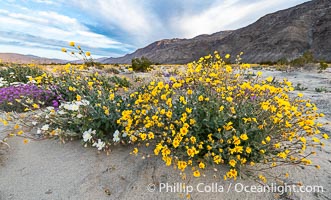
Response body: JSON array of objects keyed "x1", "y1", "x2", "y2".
[{"x1": 0, "y1": 0, "x2": 309, "y2": 60}]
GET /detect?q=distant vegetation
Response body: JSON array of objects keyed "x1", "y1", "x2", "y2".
[
  {"x1": 318, "y1": 61, "x2": 329, "y2": 72},
  {"x1": 289, "y1": 51, "x2": 315, "y2": 67},
  {"x1": 258, "y1": 51, "x2": 329, "y2": 72},
  {"x1": 131, "y1": 57, "x2": 153, "y2": 72}
]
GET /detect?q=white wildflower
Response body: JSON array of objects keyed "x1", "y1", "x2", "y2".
[
  {"x1": 58, "y1": 110, "x2": 66, "y2": 115},
  {"x1": 63, "y1": 103, "x2": 79, "y2": 111},
  {"x1": 122, "y1": 132, "x2": 128, "y2": 137},
  {"x1": 46, "y1": 106, "x2": 55, "y2": 111},
  {"x1": 76, "y1": 100, "x2": 90, "y2": 106},
  {"x1": 92, "y1": 139, "x2": 105, "y2": 150},
  {"x1": 0, "y1": 77, "x2": 8, "y2": 87},
  {"x1": 71, "y1": 104, "x2": 79, "y2": 111},
  {"x1": 113, "y1": 130, "x2": 120, "y2": 142},
  {"x1": 82, "y1": 129, "x2": 95, "y2": 142},
  {"x1": 41, "y1": 124, "x2": 49, "y2": 131}
]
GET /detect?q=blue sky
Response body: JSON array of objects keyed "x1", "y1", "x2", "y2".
[{"x1": 0, "y1": 0, "x2": 309, "y2": 60}]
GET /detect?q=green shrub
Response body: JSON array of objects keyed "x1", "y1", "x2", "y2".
[
  {"x1": 315, "y1": 87, "x2": 328, "y2": 93},
  {"x1": 294, "y1": 83, "x2": 308, "y2": 91},
  {"x1": 277, "y1": 58, "x2": 289, "y2": 65},
  {"x1": 94, "y1": 62, "x2": 104, "y2": 70},
  {"x1": 108, "y1": 76, "x2": 131, "y2": 88},
  {"x1": 131, "y1": 57, "x2": 153, "y2": 72},
  {"x1": 105, "y1": 67, "x2": 120, "y2": 74},
  {"x1": 0, "y1": 65, "x2": 45, "y2": 84},
  {"x1": 290, "y1": 51, "x2": 315, "y2": 67},
  {"x1": 318, "y1": 62, "x2": 328, "y2": 72}
]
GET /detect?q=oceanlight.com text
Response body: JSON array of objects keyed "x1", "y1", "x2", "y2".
[{"x1": 146, "y1": 182, "x2": 324, "y2": 195}]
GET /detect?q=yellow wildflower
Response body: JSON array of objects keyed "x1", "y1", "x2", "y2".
[
  {"x1": 199, "y1": 162, "x2": 205, "y2": 169},
  {"x1": 240, "y1": 133, "x2": 248, "y2": 141},
  {"x1": 198, "y1": 95, "x2": 204, "y2": 102},
  {"x1": 133, "y1": 148, "x2": 138, "y2": 155},
  {"x1": 229, "y1": 159, "x2": 237, "y2": 167},
  {"x1": 193, "y1": 170, "x2": 201, "y2": 177},
  {"x1": 266, "y1": 76, "x2": 273, "y2": 82}
]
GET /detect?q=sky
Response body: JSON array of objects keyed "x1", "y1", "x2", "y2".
[{"x1": 0, "y1": 0, "x2": 310, "y2": 60}]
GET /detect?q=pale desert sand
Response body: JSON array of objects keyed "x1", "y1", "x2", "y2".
[{"x1": 0, "y1": 67, "x2": 330, "y2": 200}]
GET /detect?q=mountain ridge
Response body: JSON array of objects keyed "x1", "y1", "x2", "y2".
[
  {"x1": 0, "y1": 53, "x2": 67, "y2": 64},
  {"x1": 103, "y1": 0, "x2": 331, "y2": 64}
]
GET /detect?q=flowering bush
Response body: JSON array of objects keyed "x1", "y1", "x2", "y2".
[
  {"x1": 29, "y1": 62, "x2": 131, "y2": 151},
  {"x1": 0, "y1": 84, "x2": 60, "y2": 112},
  {"x1": 117, "y1": 52, "x2": 327, "y2": 181},
  {"x1": 0, "y1": 65, "x2": 45, "y2": 84}
]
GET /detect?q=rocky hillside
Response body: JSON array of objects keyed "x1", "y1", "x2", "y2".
[
  {"x1": 0, "y1": 53, "x2": 67, "y2": 64},
  {"x1": 103, "y1": 0, "x2": 331, "y2": 64}
]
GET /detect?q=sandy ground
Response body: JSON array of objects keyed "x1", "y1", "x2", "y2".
[{"x1": 0, "y1": 67, "x2": 331, "y2": 200}]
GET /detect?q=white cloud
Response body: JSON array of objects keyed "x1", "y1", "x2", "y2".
[
  {"x1": 0, "y1": 7, "x2": 131, "y2": 53},
  {"x1": 30, "y1": 0, "x2": 58, "y2": 5},
  {"x1": 171, "y1": 0, "x2": 309, "y2": 38},
  {"x1": 71, "y1": 0, "x2": 164, "y2": 45}
]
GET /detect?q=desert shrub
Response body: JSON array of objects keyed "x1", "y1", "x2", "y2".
[
  {"x1": 290, "y1": 51, "x2": 315, "y2": 67},
  {"x1": 294, "y1": 83, "x2": 308, "y2": 91},
  {"x1": 277, "y1": 58, "x2": 289, "y2": 65},
  {"x1": 30, "y1": 73, "x2": 132, "y2": 150},
  {"x1": 25, "y1": 64, "x2": 131, "y2": 145},
  {"x1": 131, "y1": 57, "x2": 153, "y2": 72},
  {"x1": 0, "y1": 65, "x2": 45, "y2": 84},
  {"x1": 117, "y1": 52, "x2": 326, "y2": 181},
  {"x1": 94, "y1": 62, "x2": 104, "y2": 70},
  {"x1": 318, "y1": 61, "x2": 328, "y2": 72},
  {"x1": 315, "y1": 87, "x2": 328, "y2": 93},
  {"x1": 105, "y1": 67, "x2": 120, "y2": 74},
  {"x1": 275, "y1": 65, "x2": 288, "y2": 71},
  {"x1": 108, "y1": 76, "x2": 131, "y2": 88},
  {"x1": 35, "y1": 93, "x2": 127, "y2": 146}
]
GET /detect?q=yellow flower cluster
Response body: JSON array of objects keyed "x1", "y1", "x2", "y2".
[{"x1": 117, "y1": 51, "x2": 326, "y2": 180}]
